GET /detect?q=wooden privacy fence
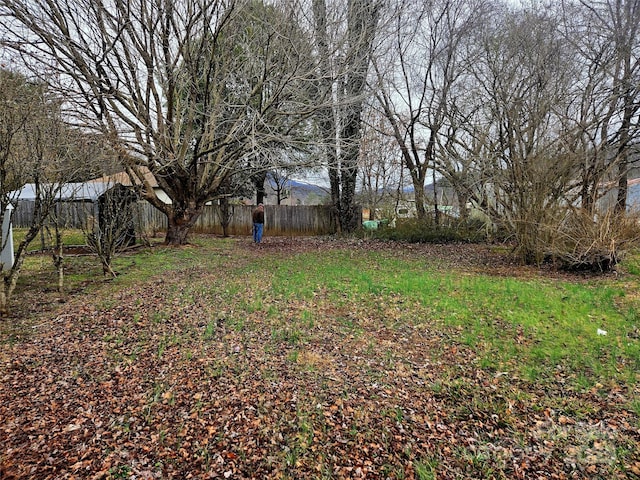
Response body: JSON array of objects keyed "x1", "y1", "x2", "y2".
[
  {"x1": 12, "y1": 200, "x2": 97, "y2": 230},
  {"x1": 13, "y1": 201, "x2": 338, "y2": 236},
  {"x1": 190, "y1": 204, "x2": 336, "y2": 236}
]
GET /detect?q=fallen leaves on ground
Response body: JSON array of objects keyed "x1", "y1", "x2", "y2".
[{"x1": 0, "y1": 237, "x2": 638, "y2": 479}]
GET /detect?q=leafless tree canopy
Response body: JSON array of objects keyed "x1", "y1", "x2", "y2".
[
  {"x1": 312, "y1": 0, "x2": 381, "y2": 232},
  {"x1": 1, "y1": 0, "x2": 320, "y2": 244},
  {"x1": 0, "y1": 69, "x2": 95, "y2": 313},
  {"x1": 367, "y1": 0, "x2": 639, "y2": 264},
  {"x1": 372, "y1": 0, "x2": 489, "y2": 222}
]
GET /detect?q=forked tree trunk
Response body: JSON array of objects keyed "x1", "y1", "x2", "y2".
[
  {"x1": 165, "y1": 222, "x2": 194, "y2": 245},
  {"x1": 101, "y1": 257, "x2": 117, "y2": 278},
  {"x1": 253, "y1": 171, "x2": 267, "y2": 205},
  {"x1": 164, "y1": 205, "x2": 204, "y2": 245}
]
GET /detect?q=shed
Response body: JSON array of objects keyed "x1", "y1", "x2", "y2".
[
  {"x1": 11, "y1": 182, "x2": 112, "y2": 228},
  {"x1": 89, "y1": 168, "x2": 171, "y2": 204},
  {"x1": 11, "y1": 182, "x2": 137, "y2": 236}
]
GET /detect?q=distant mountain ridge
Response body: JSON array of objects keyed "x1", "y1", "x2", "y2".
[{"x1": 265, "y1": 177, "x2": 329, "y2": 205}]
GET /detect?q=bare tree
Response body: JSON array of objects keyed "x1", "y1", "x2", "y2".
[
  {"x1": 0, "y1": 70, "x2": 36, "y2": 306},
  {"x1": 469, "y1": 6, "x2": 578, "y2": 263},
  {"x1": 269, "y1": 168, "x2": 292, "y2": 205},
  {"x1": 357, "y1": 107, "x2": 403, "y2": 220},
  {"x1": 45, "y1": 133, "x2": 119, "y2": 292},
  {"x1": 372, "y1": 0, "x2": 488, "y2": 224},
  {"x1": 312, "y1": 0, "x2": 381, "y2": 232},
  {"x1": 0, "y1": 70, "x2": 80, "y2": 314},
  {"x1": 0, "y1": 70, "x2": 32, "y2": 204},
  {"x1": 82, "y1": 182, "x2": 138, "y2": 277},
  {"x1": 560, "y1": 0, "x2": 640, "y2": 213},
  {"x1": 436, "y1": 96, "x2": 489, "y2": 224},
  {"x1": 1, "y1": 0, "x2": 318, "y2": 245}
]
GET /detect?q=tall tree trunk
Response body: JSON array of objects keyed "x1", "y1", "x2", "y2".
[
  {"x1": 254, "y1": 171, "x2": 267, "y2": 205},
  {"x1": 52, "y1": 227, "x2": 64, "y2": 294},
  {"x1": 314, "y1": 0, "x2": 379, "y2": 234},
  {"x1": 615, "y1": 97, "x2": 633, "y2": 214},
  {"x1": 432, "y1": 169, "x2": 440, "y2": 227},
  {"x1": 337, "y1": 0, "x2": 380, "y2": 232},
  {"x1": 616, "y1": 164, "x2": 628, "y2": 214},
  {"x1": 338, "y1": 129, "x2": 361, "y2": 232},
  {"x1": 313, "y1": 0, "x2": 342, "y2": 233},
  {"x1": 410, "y1": 167, "x2": 427, "y2": 220},
  {"x1": 328, "y1": 165, "x2": 342, "y2": 233},
  {"x1": 456, "y1": 188, "x2": 470, "y2": 223},
  {"x1": 219, "y1": 197, "x2": 232, "y2": 237},
  {"x1": 580, "y1": 169, "x2": 595, "y2": 214}
]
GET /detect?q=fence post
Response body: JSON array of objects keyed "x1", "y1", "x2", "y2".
[{"x1": 1, "y1": 204, "x2": 14, "y2": 269}]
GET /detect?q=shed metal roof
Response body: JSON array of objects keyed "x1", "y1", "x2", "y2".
[{"x1": 13, "y1": 182, "x2": 115, "y2": 201}]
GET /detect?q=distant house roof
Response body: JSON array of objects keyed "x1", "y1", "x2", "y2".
[
  {"x1": 88, "y1": 166, "x2": 159, "y2": 188},
  {"x1": 627, "y1": 178, "x2": 640, "y2": 209},
  {"x1": 13, "y1": 182, "x2": 114, "y2": 202},
  {"x1": 597, "y1": 177, "x2": 640, "y2": 212}
]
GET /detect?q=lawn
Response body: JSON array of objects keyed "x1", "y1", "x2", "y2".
[{"x1": 1, "y1": 235, "x2": 639, "y2": 479}]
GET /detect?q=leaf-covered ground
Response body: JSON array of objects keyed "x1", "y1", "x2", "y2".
[{"x1": 1, "y1": 237, "x2": 639, "y2": 479}]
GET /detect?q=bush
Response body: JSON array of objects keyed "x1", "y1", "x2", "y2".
[
  {"x1": 546, "y1": 209, "x2": 640, "y2": 272},
  {"x1": 371, "y1": 217, "x2": 489, "y2": 244}
]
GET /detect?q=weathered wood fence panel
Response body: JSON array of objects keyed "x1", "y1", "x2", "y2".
[
  {"x1": 12, "y1": 201, "x2": 97, "y2": 230},
  {"x1": 11, "y1": 200, "x2": 35, "y2": 227},
  {"x1": 13, "y1": 201, "x2": 337, "y2": 236},
  {"x1": 179, "y1": 204, "x2": 335, "y2": 236},
  {"x1": 54, "y1": 201, "x2": 96, "y2": 229},
  {"x1": 136, "y1": 202, "x2": 168, "y2": 235},
  {"x1": 191, "y1": 204, "x2": 250, "y2": 236},
  {"x1": 264, "y1": 205, "x2": 335, "y2": 235}
]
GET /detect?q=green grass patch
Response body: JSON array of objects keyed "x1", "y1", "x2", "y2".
[
  {"x1": 12, "y1": 227, "x2": 90, "y2": 253},
  {"x1": 10, "y1": 238, "x2": 640, "y2": 391},
  {"x1": 267, "y1": 249, "x2": 640, "y2": 389}
]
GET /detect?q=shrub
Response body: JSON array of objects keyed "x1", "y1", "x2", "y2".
[
  {"x1": 546, "y1": 208, "x2": 640, "y2": 272},
  {"x1": 371, "y1": 217, "x2": 489, "y2": 244}
]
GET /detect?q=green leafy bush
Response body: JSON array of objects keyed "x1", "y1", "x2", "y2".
[{"x1": 371, "y1": 217, "x2": 488, "y2": 243}]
